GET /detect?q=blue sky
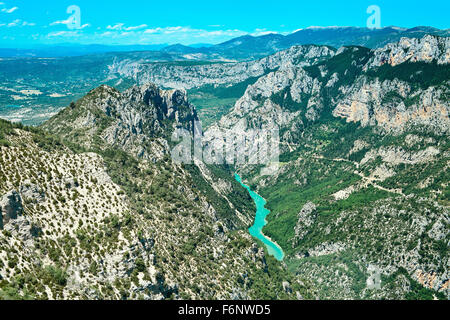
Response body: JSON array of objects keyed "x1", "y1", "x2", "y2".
[{"x1": 0, "y1": 0, "x2": 449, "y2": 47}]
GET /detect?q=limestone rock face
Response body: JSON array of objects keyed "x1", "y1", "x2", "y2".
[
  {"x1": 3, "y1": 216, "x2": 38, "y2": 245},
  {"x1": 367, "y1": 35, "x2": 450, "y2": 68},
  {"x1": 0, "y1": 190, "x2": 23, "y2": 228},
  {"x1": 330, "y1": 36, "x2": 449, "y2": 133},
  {"x1": 332, "y1": 80, "x2": 449, "y2": 134},
  {"x1": 43, "y1": 83, "x2": 199, "y2": 161}
]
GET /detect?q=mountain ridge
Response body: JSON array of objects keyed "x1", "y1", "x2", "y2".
[{"x1": 158, "y1": 26, "x2": 450, "y2": 61}]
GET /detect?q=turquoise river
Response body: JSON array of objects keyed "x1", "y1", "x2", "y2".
[{"x1": 235, "y1": 173, "x2": 285, "y2": 261}]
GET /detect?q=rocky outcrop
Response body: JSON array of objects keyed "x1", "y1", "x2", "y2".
[
  {"x1": 0, "y1": 190, "x2": 23, "y2": 229},
  {"x1": 43, "y1": 83, "x2": 199, "y2": 161},
  {"x1": 367, "y1": 35, "x2": 450, "y2": 68},
  {"x1": 202, "y1": 50, "x2": 329, "y2": 166},
  {"x1": 331, "y1": 36, "x2": 449, "y2": 133},
  {"x1": 307, "y1": 242, "x2": 346, "y2": 258},
  {"x1": 20, "y1": 181, "x2": 45, "y2": 204},
  {"x1": 414, "y1": 270, "x2": 449, "y2": 293},
  {"x1": 292, "y1": 202, "x2": 317, "y2": 248},
  {"x1": 3, "y1": 215, "x2": 40, "y2": 245},
  {"x1": 361, "y1": 146, "x2": 440, "y2": 166}
]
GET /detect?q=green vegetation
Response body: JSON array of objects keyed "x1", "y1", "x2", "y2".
[
  {"x1": 367, "y1": 61, "x2": 450, "y2": 90},
  {"x1": 383, "y1": 268, "x2": 447, "y2": 300},
  {"x1": 0, "y1": 118, "x2": 64, "y2": 151},
  {"x1": 270, "y1": 88, "x2": 310, "y2": 113},
  {"x1": 287, "y1": 250, "x2": 367, "y2": 299},
  {"x1": 0, "y1": 279, "x2": 34, "y2": 300}
]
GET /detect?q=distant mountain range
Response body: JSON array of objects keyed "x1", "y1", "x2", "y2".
[
  {"x1": 1, "y1": 26, "x2": 448, "y2": 59},
  {"x1": 0, "y1": 44, "x2": 169, "y2": 58},
  {"x1": 173, "y1": 26, "x2": 450, "y2": 60}
]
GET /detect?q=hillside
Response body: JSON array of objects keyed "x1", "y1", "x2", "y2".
[{"x1": 0, "y1": 85, "x2": 314, "y2": 300}]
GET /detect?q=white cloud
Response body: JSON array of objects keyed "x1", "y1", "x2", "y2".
[
  {"x1": 50, "y1": 20, "x2": 90, "y2": 29},
  {"x1": 306, "y1": 26, "x2": 347, "y2": 29},
  {"x1": 3, "y1": 19, "x2": 34, "y2": 27},
  {"x1": 127, "y1": 26, "x2": 252, "y2": 45},
  {"x1": 142, "y1": 26, "x2": 244, "y2": 37},
  {"x1": 124, "y1": 24, "x2": 147, "y2": 31},
  {"x1": 107, "y1": 23, "x2": 125, "y2": 30},
  {"x1": 47, "y1": 31, "x2": 80, "y2": 38},
  {"x1": 50, "y1": 18, "x2": 73, "y2": 26},
  {"x1": 95, "y1": 24, "x2": 282, "y2": 44},
  {"x1": 107, "y1": 23, "x2": 148, "y2": 31},
  {"x1": 7, "y1": 19, "x2": 20, "y2": 27},
  {"x1": 1, "y1": 6, "x2": 18, "y2": 14},
  {"x1": 43, "y1": 25, "x2": 283, "y2": 46},
  {"x1": 22, "y1": 21, "x2": 35, "y2": 27},
  {"x1": 99, "y1": 31, "x2": 114, "y2": 37},
  {"x1": 250, "y1": 28, "x2": 278, "y2": 36}
]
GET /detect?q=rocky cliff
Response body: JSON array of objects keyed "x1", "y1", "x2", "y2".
[
  {"x1": 208, "y1": 36, "x2": 449, "y2": 145},
  {"x1": 42, "y1": 84, "x2": 197, "y2": 161}
]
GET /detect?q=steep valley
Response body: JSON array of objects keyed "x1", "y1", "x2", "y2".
[
  {"x1": 0, "y1": 34, "x2": 448, "y2": 300},
  {"x1": 0, "y1": 85, "x2": 312, "y2": 300}
]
